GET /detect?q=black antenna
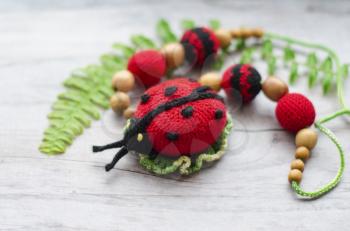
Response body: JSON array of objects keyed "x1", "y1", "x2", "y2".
[
  {"x1": 92, "y1": 140, "x2": 125, "y2": 152},
  {"x1": 105, "y1": 147, "x2": 129, "y2": 171}
]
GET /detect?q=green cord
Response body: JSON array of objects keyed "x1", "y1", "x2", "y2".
[
  {"x1": 265, "y1": 32, "x2": 349, "y2": 198},
  {"x1": 291, "y1": 111, "x2": 347, "y2": 198}
]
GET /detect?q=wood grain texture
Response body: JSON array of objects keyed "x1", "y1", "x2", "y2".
[{"x1": 1, "y1": 0, "x2": 350, "y2": 230}]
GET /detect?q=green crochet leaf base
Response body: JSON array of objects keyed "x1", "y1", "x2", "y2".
[{"x1": 138, "y1": 113, "x2": 233, "y2": 175}]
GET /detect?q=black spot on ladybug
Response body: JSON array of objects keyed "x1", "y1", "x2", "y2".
[
  {"x1": 181, "y1": 106, "x2": 194, "y2": 118},
  {"x1": 166, "y1": 132, "x2": 179, "y2": 141},
  {"x1": 141, "y1": 94, "x2": 150, "y2": 104},
  {"x1": 164, "y1": 86, "x2": 177, "y2": 96},
  {"x1": 214, "y1": 109, "x2": 223, "y2": 120}
]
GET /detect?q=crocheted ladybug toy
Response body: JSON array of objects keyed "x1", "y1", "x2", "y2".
[{"x1": 93, "y1": 78, "x2": 228, "y2": 171}]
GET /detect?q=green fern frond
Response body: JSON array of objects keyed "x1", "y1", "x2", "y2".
[
  {"x1": 39, "y1": 56, "x2": 128, "y2": 155},
  {"x1": 209, "y1": 19, "x2": 221, "y2": 30},
  {"x1": 156, "y1": 19, "x2": 177, "y2": 44},
  {"x1": 180, "y1": 19, "x2": 195, "y2": 30}
]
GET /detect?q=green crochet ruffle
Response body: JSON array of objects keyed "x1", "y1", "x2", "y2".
[{"x1": 137, "y1": 113, "x2": 233, "y2": 175}]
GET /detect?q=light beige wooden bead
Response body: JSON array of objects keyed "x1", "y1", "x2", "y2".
[
  {"x1": 295, "y1": 146, "x2": 310, "y2": 160},
  {"x1": 295, "y1": 128, "x2": 318, "y2": 150},
  {"x1": 214, "y1": 29, "x2": 232, "y2": 48},
  {"x1": 230, "y1": 29, "x2": 242, "y2": 38},
  {"x1": 161, "y1": 43, "x2": 185, "y2": 69},
  {"x1": 262, "y1": 77, "x2": 289, "y2": 101},
  {"x1": 123, "y1": 107, "x2": 135, "y2": 119},
  {"x1": 290, "y1": 159, "x2": 305, "y2": 172},
  {"x1": 240, "y1": 28, "x2": 253, "y2": 38},
  {"x1": 110, "y1": 92, "x2": 130, "y2": 113},
  {"x1": 199, "y1": 72, "x2": 222, "y2": 92},
  {"x1": 252, "y1": 28, "x2": 264, "y2": 38},
  {"x1": 112, "y1": 70, "x2": 135, "y2": 92},
  {"x1": 288, "y1": 169, "x2": 303, "y2": 183}
]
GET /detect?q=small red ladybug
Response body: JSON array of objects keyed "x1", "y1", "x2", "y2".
[{"x1": 93, "y1": 78, "x2": 227, "y2": 171}]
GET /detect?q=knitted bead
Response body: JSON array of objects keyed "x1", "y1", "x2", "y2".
[
  {"x1": 221, "y1": 64, "x2": 262, "y2": 104},
  {"x1": 127, "y1": 50, "x2": 166, "y2": 88},
  {"x1": 275, "y1": 93, "x2": 316, "y2": 133},
  {"x1": 134, "y1": 78, "x2": 227, "y2": 157},
  {"x1": 180, "y1": 27, "x2": 220, "y2": 67}
]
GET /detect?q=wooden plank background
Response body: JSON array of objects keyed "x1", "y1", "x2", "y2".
[{"x1": 1, "y1": 0, "x2": 350, "y2": 230}]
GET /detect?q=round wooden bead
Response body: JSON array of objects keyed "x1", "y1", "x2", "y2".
[
  {"x1": 240, "y1": 28, "x2": 253, "y2": 38},
  {"x1": 295, "y1": 128, "x2": 318, "y2": 150},
  {"x1": 230, "y1": 29, "x2": 242, "y2": 38},
  {"x1": 161, "y1": 43, "x2": 185, "y2": 69},
  {"x1": 199, "y1": 72, "x2": 222, "y2": 91},
  {"x1": 214, "y1": 29, "x2": 232, "y2": 48},
  {"x1": 291, "y1": 159, "x2": 305, "y2": 172},
  {"x1": 295, "y1": 146, "x2": 310, "y2": 160},
  {"x1": 110, "y1": 92, "x2": 130, "y2": 112},
  {"x1": 112, "y1": 70, "x2": 135, "y2": 92},
  {"x1": 288, "y1": 169, "x2": 303, "y2": 183},
  {"x1": 252, "y1": 28, "x2": 264, "y2": 38},
  {"x1": 262, "y1": 77, "x2": 289, "y2": 101},
  {"x1": 123, "y1": 107, "x2": 135, "y2": 119}
]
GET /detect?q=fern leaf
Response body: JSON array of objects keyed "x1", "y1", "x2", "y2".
[
  {"x1": 156, "y1": 19, "x2": 177, "y2": 44},
  {"x1": 267, "y1": 56, "x2": 277, "y2": 75},
  {"x1": 39, "y1": 54, "x2": 128, "y2": 155},
  {"x1": 112, "y1": 43, "x2": 135, "y2": 58},
  {"x1": 131, "y1": 35, "x2": 157, "y2": 49},
  {"x1": 181, "y1": 19, "x2": 195, "y2": 30},
  {"x1": 209, "y1": 19, "x2": 221, "y2": 30},
  {"x1": 289, "y1": 62, "x2": 299, "y2": 84},
  {"x1": 306, "y1": 52, "x2": 318, "y2": 67},
  {"x1": 308, "y1": 67, "x2": 318, "y2": 88}
]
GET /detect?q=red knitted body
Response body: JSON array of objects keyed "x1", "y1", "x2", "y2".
[
  {"x1": 275, "y1": 93, "x2": 316, "y2": 133},
  {"x1": 127, "y1": 50, "x2": 166, "y2": 88},
  {"x1": 134, "y1": 78, "x2": 227, "y2": 157},
  {"x1": 221, "y1": 64, "x2": 262, "y2": 104},
  {"x1": 180, "y1": 27, "x2": 220, "y2": 67}
]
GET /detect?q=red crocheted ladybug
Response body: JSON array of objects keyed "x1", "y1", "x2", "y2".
[
  {"x1": 181, "y1": 27, "x2": 220, "y2": 67},
  {"x1": 93, "y1": 78, "x2": 227, "y2": 171}
]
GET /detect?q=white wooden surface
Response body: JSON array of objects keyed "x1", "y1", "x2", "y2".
[{"x1": 1, "y1": 1, "x2": 350, "y2": 230}]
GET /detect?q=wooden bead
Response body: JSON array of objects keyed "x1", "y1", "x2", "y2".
[
  {"x1": 240, "y1": 28, "x2": 253, "y2": 38},
  {"x1": 252, "y1": 28, "x2": 264, "y2": 38},
  {"x1": 123, "y1": 107, "x2": 135, "y2": 119},
  {"x1": 110, "y1": 92, "x2": 130, "y2": 112},
  {"x1": 230, "y1": 29, "x2": 242, "y2": 38},
  {"x1": 198, "y1": 72, "x2": 222, "y2": 91},
  {"x1": 295, "y1": 128, "x2": 318, "y2": 150},
  {"x1": 112, "y1": 70, "x2": 135, "y2": 92},
  {"x1": 215, "y1": 29, "x2": 232, "y2": 48},
  {"x1": 262, "y1": 77, "x2": 289, "y2": 101},
  {"x1": 295, "y1": 146, "x2": 310, "y2": 160},
  {"x1": 290, "y1": 159, "x2": 305, "y2": 172},
  {"x1": 288, "y1": 169, "x2": 303, "y2": 183},
  {"x1": 161, "y1": 43, "x2": 185, "y2": 69}
]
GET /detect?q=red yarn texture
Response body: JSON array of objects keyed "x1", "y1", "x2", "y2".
[
  {"x1": 275, "y1": 93, "x2": 316, "y2": 133},
  {"x1": 221, "y1": 64, "x2": 262, "y2": 104},
  {"x1": 127, "y1": 50, "x2": 166, "y2": 88},
  {"x1": 134, "y1": 78, "x2": 227, "y2": 157},
  {"x1": 180, "y1": 27, "x2": 220, "y2": 67}
]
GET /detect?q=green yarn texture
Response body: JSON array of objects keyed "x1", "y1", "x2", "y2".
[{"x1": 138, "y1": 113, "x2": 233, "y2": 175}]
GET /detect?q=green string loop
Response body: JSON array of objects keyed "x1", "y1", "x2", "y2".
[{"x1": 291, "y1": 109, "x2": 350, "y2": 198}]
